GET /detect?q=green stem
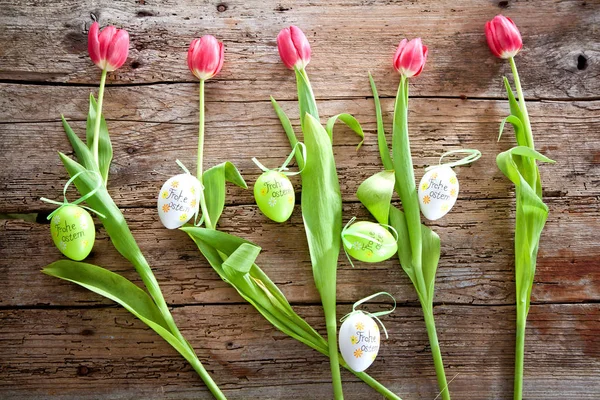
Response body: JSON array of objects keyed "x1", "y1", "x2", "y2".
[
  {"x1": 508, "y1": 58, "x2": 534, "y2": 150},
  {"x1": 190, "y1": 356, "x2": 227, "y2": 400},
  {"x1": 92, "y1": 68, "x2": 108, "y2": 167},
  {"x1": 514, "y1": 302, "x2": 527, "y2": 400},
  {"x1": 424, "y1": 307, "x2": 450, "y2": 400},
  {"x1": 197, "y1": 79, "x2": 213, "y2": 230},
  {"x1": 326, "y1": 314, "x2": 344, "y2": 400}
]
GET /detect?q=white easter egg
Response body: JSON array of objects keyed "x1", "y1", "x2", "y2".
[
  {"x1": 339, "y1": 312, "x2": 380, "y2": 372},
  {"x1": 157, "y1": 173, "x2": 201, "y2": 229},
  {"x1": 418, "y1": 165, "x2": 459, "y2": 221}
]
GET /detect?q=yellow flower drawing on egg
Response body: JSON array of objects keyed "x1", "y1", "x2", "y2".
[
  {"x1": 356, "y1": 322, "x2": 365, "y2": 331},
  {"x1": 172, "y1": 180, "x2": 179, "y2": 188},
  {"x1": 421, "y1": 182, "x2": 429, "y2": 191},
  {"x1": 288, "y1": 196, "x2": 294, "y2": 204},
  {"x1": 161, "y1": 191, "x2": 168, "y2": 199},
  {"x1": 366, "y1": 250, "x2": 373, "y2": 258},
  {"x1": 162, "y1": 204, "x2": 170, "y2": 213},
  {"x1": 190, "y1": 186, "x2": 196, "y2": 195},
  {"x1": 371, "y1": 353, "x2": 377, "y2": 361},
  {"x1": 354, "y1": 348, "x2": 363, "y2": 358},
  {"x1": 450, "y1": 188, "x2": 457, "y2": 197},
  {"x1": 432, "y1": 172, "x2": 438, "y2": 179},
  {"x1": 351, "y1": 335, "x2": 358, "y2": 345},
  {"x1": 74, "y1": 209, "x2": 82, "y2": 218},
  {"x1": 191, "y1": 199, "x2": 197, "y2": 207},
  {"x1": 423, "y1": 195, "x2": 431, "y2": 204},
  {"x1": 82, "y1": 240, "x2": 89, "y2": 247},
  {"x1": 179, "y1": 213, "x2": 188, "y2": 222},
  {"x1": 449, "y1": 176, "x2": 457, "y2": 184},
  {"x1": 441, "y1": 204, "x2": 449, "y2": 212},
  {"x1": 260, "y1": 187, "x2": 268, "y2": 196}
]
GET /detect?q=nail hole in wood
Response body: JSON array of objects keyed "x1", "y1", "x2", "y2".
[
  {"x1": 577, "y1": 54, "x2": 588, "y2": 70},
  {"x1": 217, "y1": 4, "x2": 227, "y2": 12}
]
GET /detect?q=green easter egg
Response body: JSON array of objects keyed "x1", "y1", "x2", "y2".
[
  {"x1": 343, "y1": 221, "x2": 397, "y2": 263},
  {"x1": 254, "y1": 170, "x2": 295, "y2": 223},
  {"x1": 50, "y1": 205, "x2": 95, "y2": 261}
]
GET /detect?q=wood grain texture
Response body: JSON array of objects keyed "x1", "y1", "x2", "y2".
[
  {"x1": 1, "y1": 0, "x2": 599, "y2": 398},
  {"x1": 1, "y1": 304, "x2": 600, "y2": 399},
  {"x1": 0, "y1": 0, "x2": 597, "y2": 100}
]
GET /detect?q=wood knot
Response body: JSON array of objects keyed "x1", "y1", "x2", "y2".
[
  {"x1": 498, "y1": 1, "x2": 509, "y2": 8},
  {"x1": 131, "y1": 60, "x2": 141, "y2": 69},
  {"x1": 217, "y1": 4, "x2": 227, "y2": 12},
  {"x1": 81, "y1": 329, "x2": 94, "y2": 336},
  {"x1": 77, "y1": 366, "x2": 90, "y2": 376},
  {"x1": 577, "y1": 54, "x2": 588, "y2": 70}
]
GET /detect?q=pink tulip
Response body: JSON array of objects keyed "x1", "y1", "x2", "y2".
[
  {"x1": 485, "y1": 15, "x2": 523, "y2": 59},
  {"x1": 187, "y1": 35, "x2": 224, "y2": 81},
  {"x1": 277, "y1": 26, "x2": 311, "y2": 70},
  {"x1": 393, "y1": 38, "x2": 428, "y2": 78},
  {"x1": 88, "y1": 22, "x2": 130, "y2": 71}
]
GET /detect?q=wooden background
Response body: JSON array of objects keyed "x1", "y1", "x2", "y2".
[{"x1": 1, "y1": 0, "x2": 599, "y2": 398}]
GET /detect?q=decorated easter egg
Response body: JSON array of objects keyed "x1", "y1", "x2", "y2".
[
  {"x1": 339, "y1": 311, "x2": 381, "y2": 372},
  {"x1": 254, "y1": 170, "x2": 295, "y2": 223},
  {"x1": 342, "y1": 221, "x2": 398, "y2": 263},
  {"x1": 157, "y1": 173, "x2": 201, "y2": 229},
  {"x1": 50, "y1": 205, "x2": 95, "y2": 261},
  {"x1": 418, "y1": 165, "x2": 459, "y2": 221}
]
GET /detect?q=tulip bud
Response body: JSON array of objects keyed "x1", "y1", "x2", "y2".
[
  {"x1": 187, "y1": 35, "x2": 224, "y2": 81},
  {"x1": 277, "y1": 25, "x2": 311, "y2": 70},
  {"x1": 88, "y1": 22, "x2": 130, "y2": 71},
  {"x1": 393, "y1": 38, "x2": 428, "y2": 78},
  {"x1": 485, "y1": 15, "x2": 523, "y2": 59}
]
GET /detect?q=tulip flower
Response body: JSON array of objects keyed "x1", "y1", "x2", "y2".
[
  {"x1": 187, "y1": 35, "x2": 224, "y2": 81},
  {"x1": 393, "y1": 38, "x2": 428, "y2": 78},
  {"x1": 88, "y1": 22, "x2": 130, "y2": 72},
  {"x1": 277, "y1": 25, "x2": 311, "y2": 70},
  {"x1": 485, "y1": 15, "x2": 523, "y2": 59}
]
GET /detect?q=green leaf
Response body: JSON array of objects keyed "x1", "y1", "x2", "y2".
[
  {"x1": 356, "y1": 170, "x2": 395, "y2": 225},
  {"x1": 202, "y1": 161, "x2": 247, "y2": 227},
  {"x1": 42, "y1": 260, "x2": 201, "y2": 374},
  {"x1": 43, "y1": 260, "x2": 169, "y2": 330},
  {"x1": 300, "y1": 113, "x2": 342, "y2": 298},
  {"x1": 182, "y1": 227, "x2": 328, "y2": 352},
  {"x1": 294, "y1": 66, "x2": 319, "y2": 132},
  {"x1": 369, "y1": 73, "x2": 393, "y2": 171},
  {"x1": 391, "y1": 75, "x2": 422, "y2": 270},
  {"x1": 270, "y1": 96, "x2": 304, "y2": 169},
  {"x1": 498, "y1": 115, "x2": 525, "y2": 143},
  {"x1": 222, "y1": 242, "x2": 261, "y2": 278},
  {"x1": 503, "y1": 76, "x2": 523, "y2": 123},
  {"x1": 421, "y1": 222, "x2": 441, "y2": 304},
  {"x1": 325, "y1": 113, "x2": 365, "y2": 150},
  {"x1": 61, "y1": 115, "x2": 99, "y2": 174},
  {"x1": 86, "y1": 94, "x2": 112, "y2": 185}
]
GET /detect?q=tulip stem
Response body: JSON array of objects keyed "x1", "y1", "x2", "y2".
[
  {"x1": 92, "y1": 68, "x2": 108, "y2": 172},
  {"x1": 509, "y1": 57, "x2": 534, "y2": 150},
  {"x1": 197, "y1": 79, "x2": 213, "y2": 230}
]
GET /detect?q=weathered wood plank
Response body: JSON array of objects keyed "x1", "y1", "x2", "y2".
[
  {"x1": 1, "y1": 97, "x2": 598, "y2": 211},
  {"x1": 1, "y1": 196, "x2": 598, "y2": 307},
  {"x1": 1, "y1": 304, "x2": 599, "y2": 399},
  {"x1": 0, "y1": 0, "x2": 597, "y2": 99}
]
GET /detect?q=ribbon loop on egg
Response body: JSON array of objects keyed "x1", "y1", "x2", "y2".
[
  {"x1": 340, "y1": 291, "x2": 397, "y2": 339},
  {"x1": 425, "y1": 149, "x2": 482, "y2": 172},
  {"x1": 40, "y1": 170, "x2": 106, "y2": 219},
  {"x1": 252, "y1": 142, "x2": 307, "y2": 176}
]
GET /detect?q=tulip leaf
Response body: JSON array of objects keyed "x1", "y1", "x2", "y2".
[
  {"x1": 369, "y1": 73, "x2": 393, "y2": 171},
  {"x1": 356, "y1": 170, "x2": 396, "y2": 225},
  {"x1": 503, "y1": 76, "x2": 524, "y2": 123},
  {"x1": 42, "y1": 260, "x2": 201, "y2": 370},
  {"x1": 202, "y1": 161, "x2": 247, "y2": 227},
  {"x1": 223, "y1": 242, "x2": 261, "y2": 277},
  {"x1": 270, "y1": 96, "x2": 304, "y2": 169},
  {"x1": 62, "y1": 115, "x2": 99, "y2": 174},
  {"x1": 86, "y1": 94, "x2": 112, "y2": 185},
  {"x1": 325, "y1": 113, "x2": 364, "y2": 150},
  {"x1": 294, "y1": 66, "x2": 319, "y2": 131}
]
